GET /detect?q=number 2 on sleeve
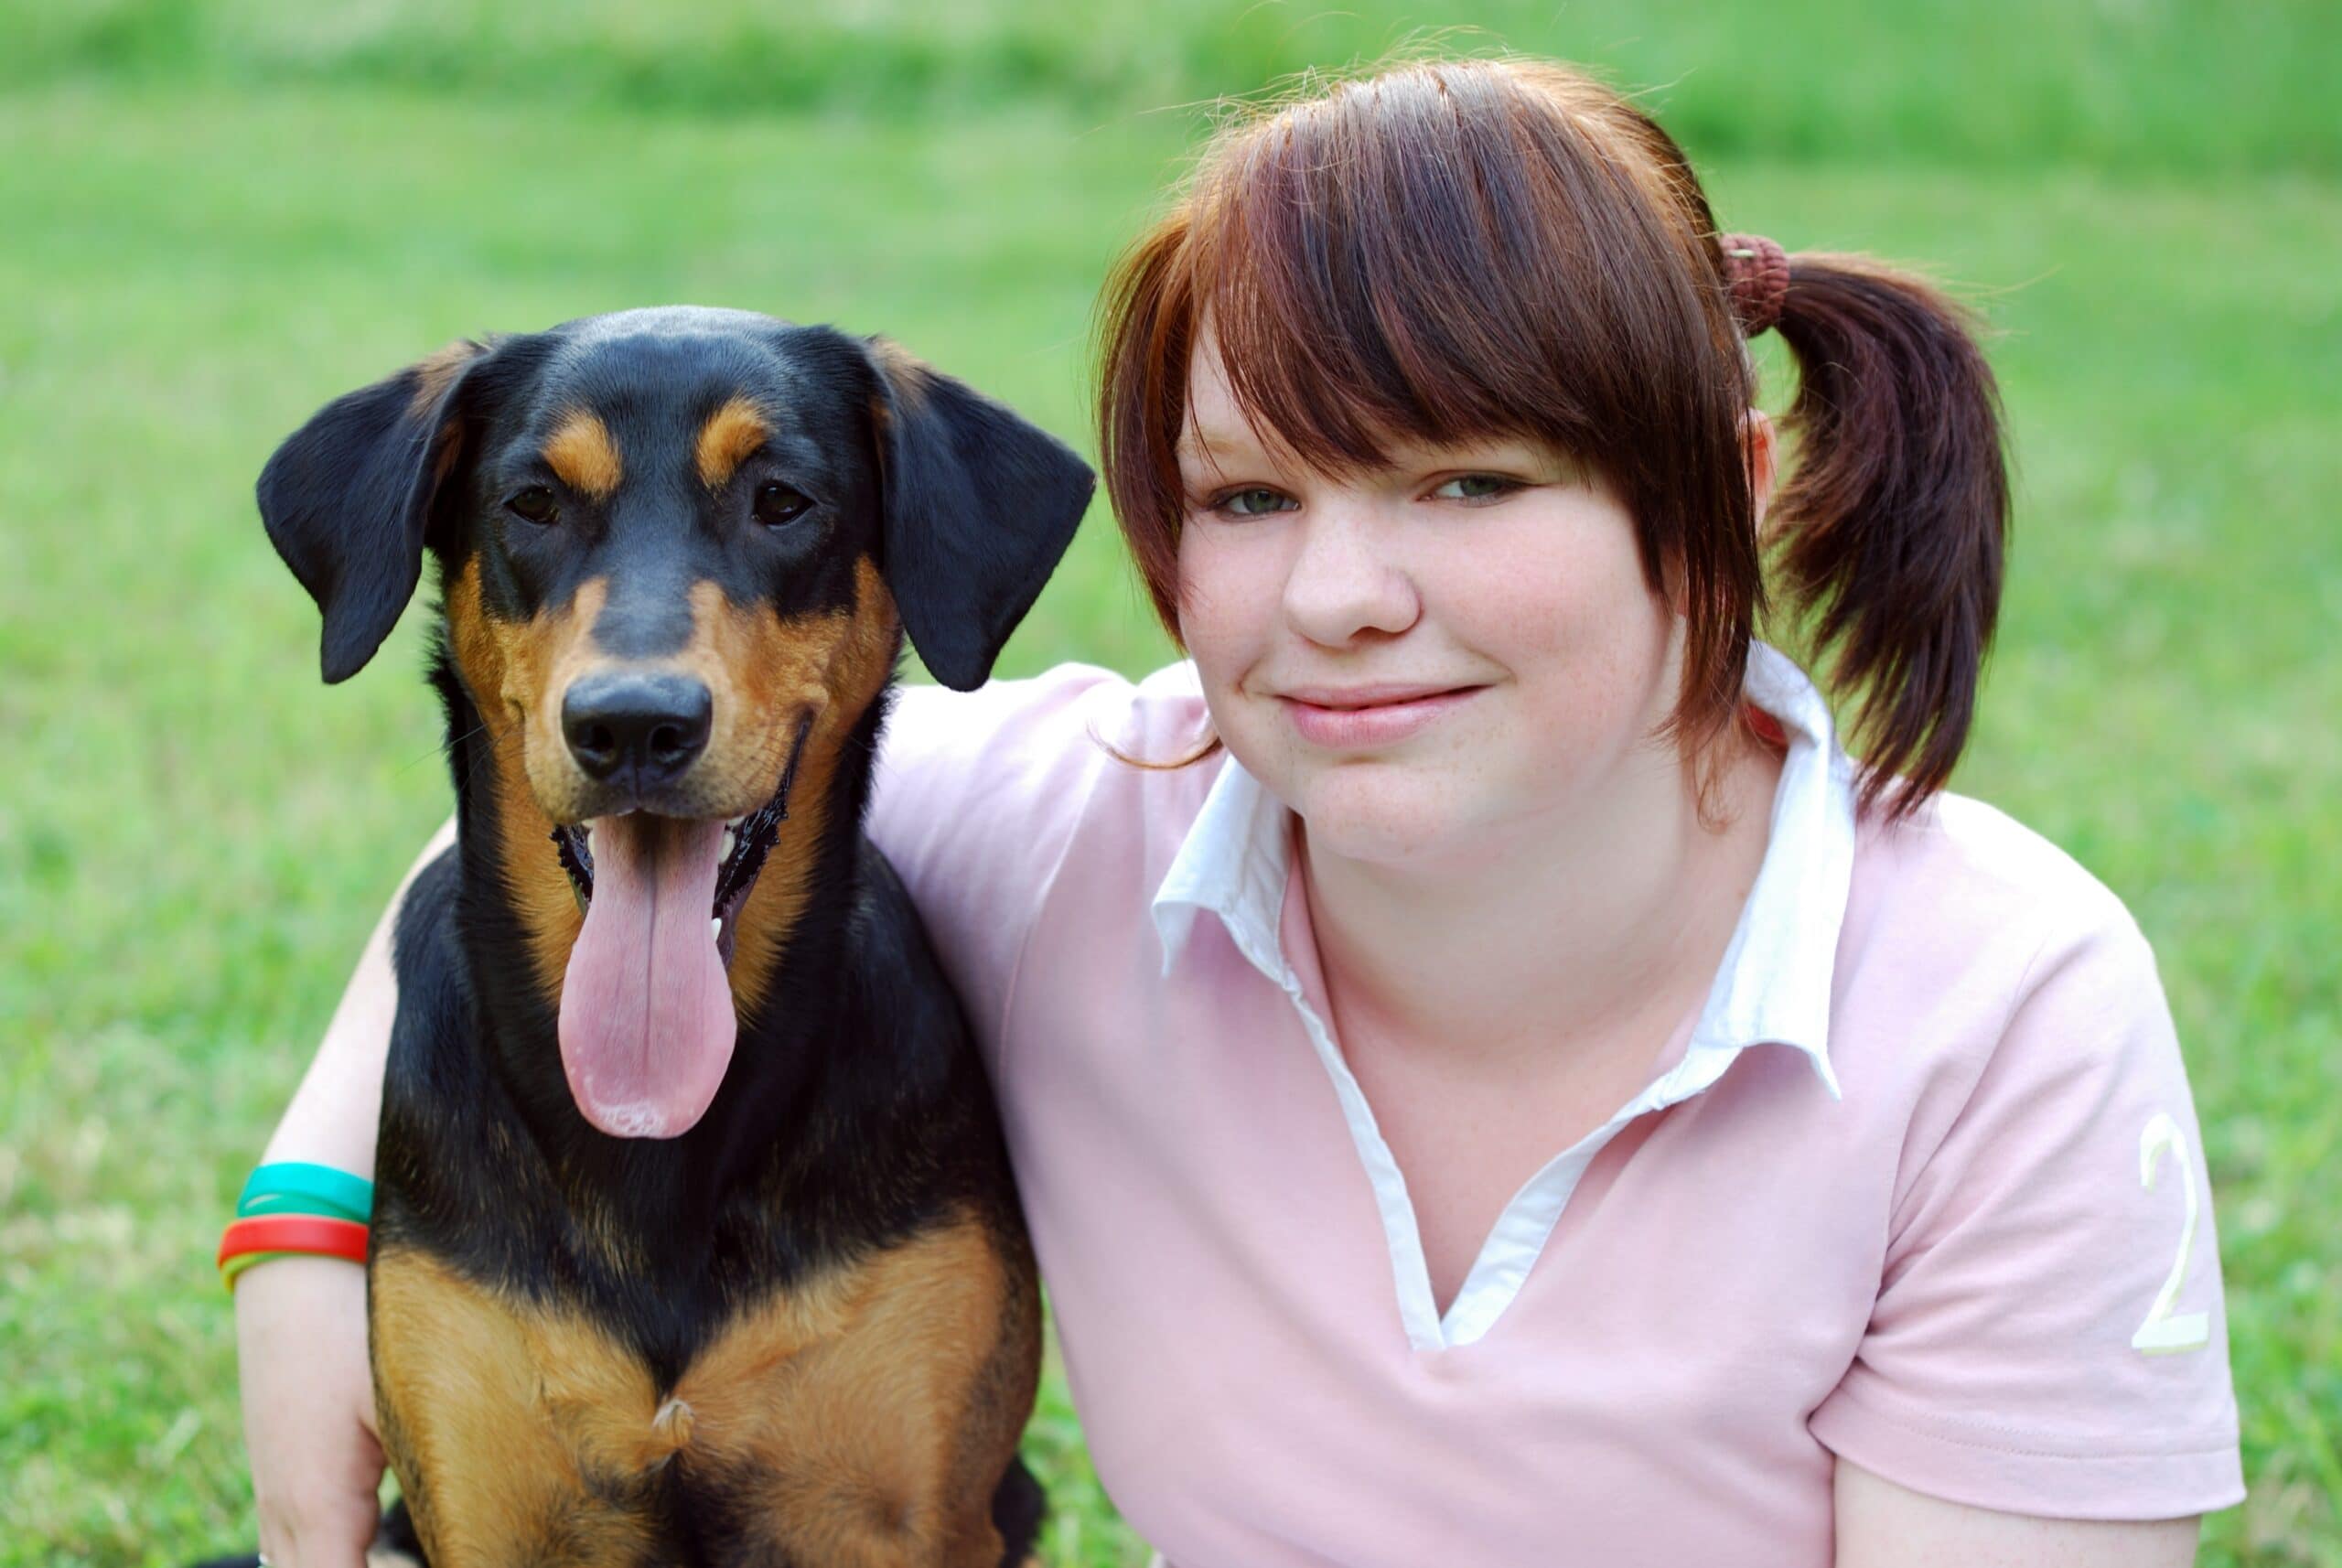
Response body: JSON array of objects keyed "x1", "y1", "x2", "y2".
[{"x1": 2130, "y1": 1111, "x2": 2211, "y2": 1355}]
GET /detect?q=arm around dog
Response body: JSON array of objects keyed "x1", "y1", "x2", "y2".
[
  {"x1": 256, "y1": 813, "x2": 455, "y2": 1182},
  {"x1": 234, "y1": 814, "x2": 447, "y2": 1568}
]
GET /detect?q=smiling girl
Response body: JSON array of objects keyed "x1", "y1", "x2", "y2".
[{"x1": 232, "y1": 56, "x2": 2240, "y2": 1567}]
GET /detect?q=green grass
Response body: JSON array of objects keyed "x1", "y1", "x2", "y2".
[
  {"x1": 1, "y1": 42, "x2": 2337, "y2": 1568},
  {"x1": 5, "y1": 0, "x2": 2337, "y2": 175}
]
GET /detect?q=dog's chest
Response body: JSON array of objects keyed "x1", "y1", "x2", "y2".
[{"x1": 369, "y1": 1210, "x2": 1030, "y2": 1566}]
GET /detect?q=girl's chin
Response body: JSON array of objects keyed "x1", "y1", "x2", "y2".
[{"x1": 1285, "y1": 768, "x2": 1495, "y2": 868}]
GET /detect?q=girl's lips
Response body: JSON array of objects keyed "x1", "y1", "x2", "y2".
[{"x1": 1277, "y1": 685, "x2": 1485, "y2": 748}]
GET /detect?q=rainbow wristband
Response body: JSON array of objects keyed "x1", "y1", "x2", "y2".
[
  {"x1": 236, "y1": 1161, "x2": 373, "y2": 1223},
  {"x1": 217, "y1": 1214, "x2": 370, "y2": 1292}
]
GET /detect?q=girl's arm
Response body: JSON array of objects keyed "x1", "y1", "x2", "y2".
[
  {"x1": 258, "y1": 815, "x2": 453, "y2": 1174},
  {"x1": 1835, "y1": 1460, "x2": 2199, "y2": 1566},
  {"x1": 233, "y1": 814, "x2": 450, "y2": 1568}
]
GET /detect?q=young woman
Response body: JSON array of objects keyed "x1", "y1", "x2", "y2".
[{"x1": 233, "y1": 57, "x2": 2241, "y2": 1567}]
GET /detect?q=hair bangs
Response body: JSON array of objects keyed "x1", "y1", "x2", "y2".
[{"x1": 1189, "y1": 68, "x2": 1638, "y2": 485}]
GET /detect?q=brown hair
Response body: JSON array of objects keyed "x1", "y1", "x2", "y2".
[{"x1": 1094, "y1": 58, "x2": 2006, "y2": 815}]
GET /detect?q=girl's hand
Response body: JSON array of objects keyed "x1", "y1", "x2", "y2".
[
  {"x1": 235, "y1": 1255, "x2": 385, "y2": 1568},
  {"x1": 235, "y1": 1255, "x2": 384, "y2": 1567}
]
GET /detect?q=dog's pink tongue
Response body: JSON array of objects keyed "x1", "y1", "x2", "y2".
[{"x1": 558, "y1": 813, "x2": 735, "y2": 1139}]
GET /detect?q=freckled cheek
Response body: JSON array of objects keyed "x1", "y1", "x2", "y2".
[
  {"x1": 1174, "y1": 524, "x2": 1288, "y2": 693},
  {"x1": 1430, "y1": 539, "x2": 1616, "y2": 675},
  {"x1": 1434, "y1": 514, "x2": 1674, "y2": 755}
]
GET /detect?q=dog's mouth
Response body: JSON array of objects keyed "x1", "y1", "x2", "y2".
[
  {"x1": 551, "y1": 776, "x2": 793, "y2": 975},
  {"x1": 545, "y1": 718, "x2": 811, "y2": 1143}
]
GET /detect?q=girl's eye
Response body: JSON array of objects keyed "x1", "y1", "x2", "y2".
[
  {"x1": 1430, "y1": 474, "x2": 1520, "y2": 502},
  {"x1": 505, "y1": 487, "x2": 559, "y2": 525},
  {"x1": 755, "y1": 482, "x2": 814, "y2": 527},
  {"x1": 1217, "y1": 487, "x2": 1297, "y2": 517}
]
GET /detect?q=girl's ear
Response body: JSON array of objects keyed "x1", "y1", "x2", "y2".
[
  {"x1": 1742, "y1": 408, "x2": 1780, "y2": 540},
  {"x1": 862, "y1": 338, "x2": 1096, "y2": 691}
]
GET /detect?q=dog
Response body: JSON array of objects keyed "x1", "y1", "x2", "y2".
[{"x1": 220, "y1": 306, "x2": 1092, "y2": 1564}]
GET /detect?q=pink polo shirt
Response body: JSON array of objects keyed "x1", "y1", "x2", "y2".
[{"x1": 869, "y1": 648, "x2": 2243, "y2": 1566}]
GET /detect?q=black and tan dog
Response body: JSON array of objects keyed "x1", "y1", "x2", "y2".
[{"x1": 226, "y1": 307, "x2": 1091, "y2": 1564}]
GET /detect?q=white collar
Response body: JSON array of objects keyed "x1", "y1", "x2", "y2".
[{"x1": 1150, "y1": 642, "x2": 1855, "y2": 1099}]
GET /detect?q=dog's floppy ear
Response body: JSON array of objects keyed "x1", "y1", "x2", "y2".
[
  {"x1": 257, "y1": 339, "x2": 490, "y2": 683},
  {"x1": 864, "y1": 338, "x2": 1095, "y2": 692}
]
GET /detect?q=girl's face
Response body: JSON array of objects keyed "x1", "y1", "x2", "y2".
[{"x1": 1175, "y1": 335, "x2": 1692, "y2": 869}]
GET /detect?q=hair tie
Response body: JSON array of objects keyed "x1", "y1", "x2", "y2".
[{"x1": 1719, "y1": 232, "x2": 1790, "y2": 338}]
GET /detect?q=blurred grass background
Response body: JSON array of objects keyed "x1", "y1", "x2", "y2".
[{"x1": 0, "y1": 2, "x2": 2335, "y2": 1563}]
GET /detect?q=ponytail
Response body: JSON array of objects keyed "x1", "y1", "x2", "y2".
[{"x1": 1767, "y1": 254, "x2": 2008, "y2": 817}]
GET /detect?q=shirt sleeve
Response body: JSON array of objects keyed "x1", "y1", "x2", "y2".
[
  {"x1": 1808, "y1": 898, "x2": 2246, "y2": 1520},
  {"x1": 863, "y1": 663, "x2": 1131, "y2": 1073}
]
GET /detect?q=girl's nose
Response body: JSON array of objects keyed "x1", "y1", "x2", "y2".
[{"x1": 1281, "y1": 507, "x2": 1420, "y2": 647}]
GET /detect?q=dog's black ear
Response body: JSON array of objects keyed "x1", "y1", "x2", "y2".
[
  {"x1": 257, "y1": 340, "x2": 489, "y2": 683},
  {"x1": 864, "y1": 338, "x2": 1095, "y2": 692}
]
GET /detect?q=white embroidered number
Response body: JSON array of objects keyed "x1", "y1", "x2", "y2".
[{"x1": 2130, "y1": 1112, "x2": 2211, "y2": 1355}]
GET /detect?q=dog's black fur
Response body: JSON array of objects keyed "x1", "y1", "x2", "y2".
[{"x1": 199, "y1": 307, "x2": 1091, "y2": 1566}]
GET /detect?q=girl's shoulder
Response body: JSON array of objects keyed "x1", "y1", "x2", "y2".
[
  {"x1": 1864, "y1": 788, "x2": 2140, "y2": 930},
  {"x1": 863, "y1": 660, "x2": 1225, "y2": 1063},
  {"x1": 880, "y1": 659, "x2": 1213, "y2": 789},
  {"x1": 1832, "y1": 788, "x2": 2195, "y2": 1192},
  {"x1": 1847, "y1": 788, "x2": 2156, "y2": 1005},
  {"x1": 867, "y1": 658, "x2": 1225, "y2": 915}
]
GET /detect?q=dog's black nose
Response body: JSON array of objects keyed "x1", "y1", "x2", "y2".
[{"x1": 563, "y1": 672, "x2": 713, "y2": 788}]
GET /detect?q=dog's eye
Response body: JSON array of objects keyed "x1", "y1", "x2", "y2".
[
  {"x1": 506, "y1": 487, "x2": 559, "y2": 526},
  {"x1": 754, "y1": 482, "x2": 813, "y2": 528}
]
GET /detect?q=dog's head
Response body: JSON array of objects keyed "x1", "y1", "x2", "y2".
[{"x1": 258, "y1": 306, "x2": 1093, "y2": 1137}]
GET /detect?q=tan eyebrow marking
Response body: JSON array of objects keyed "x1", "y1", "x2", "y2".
[
  {"x1": 694, "y1": 397, "x2": 769, "y2": 489},
  {"x1": 543, "y1": 408, "x2": 623, "y2": 500}
]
